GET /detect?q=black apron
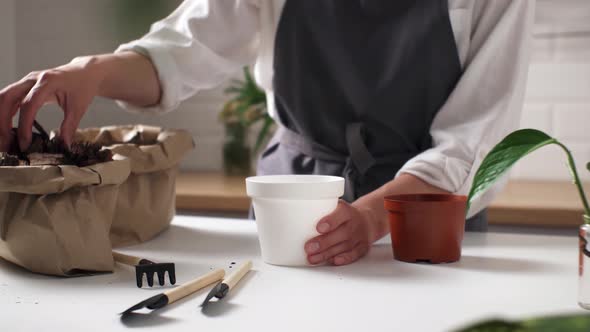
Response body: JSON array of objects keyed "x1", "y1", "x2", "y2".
[{"x1": 257, "y1": 0, "x2": 487, "y2": 231}]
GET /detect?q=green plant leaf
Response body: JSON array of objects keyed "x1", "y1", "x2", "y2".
[
  {"x1": 220, "y1": 66, "x2": 275, "y2": 156},
  {"x1": 224, "y1": 86, "x2": 243, "y2": 95},
  {"x1": 453, "y1": 319, "x2": 523, "y2": 332},
  {"x1": 587, "y1": 162, "x2": 590, "y2": 172},
  {"x1": 467, "y1": 129, "x2": 590, "y2": 219},
  {"x1": 234, "y1": 103, "x2": 251, "y2": 126},
  {"x1": 454, "y1": 314, "x2": 590, "y2": 332},
  {"x1": 243, "y1": 66, "x2": 255, "y2": 86},
  {"x1": 524, "y1": 314, "x2": 590, "y2": 332},
  {"x1": 467, "y1": 129, "x2": 554, "y2": 211}
]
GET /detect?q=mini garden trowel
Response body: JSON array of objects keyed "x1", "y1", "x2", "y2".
[
  {"x1": 113, "y1": 251, "x2": 176, "y2": 288},
  {"x1": 122, "y1": 269, "x2": 225, "y2": 315},
  {"x1": 201, "y1": 261, "x2": 253, "y2": 308}
]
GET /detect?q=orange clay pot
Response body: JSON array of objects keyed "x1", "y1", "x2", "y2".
[{"x1": 384, "y1": 194, "x2": 467, "y2": 264}]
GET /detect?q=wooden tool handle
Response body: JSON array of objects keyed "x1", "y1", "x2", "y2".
[
  {"x1": 165, "y1": 269, "x2": 225, "y2": 304},
  {"x1": 112, "y1": 251, "x2": 142, "y2": 266},
  {"x1": 225, "y1": 261, "x2": 253, "y2": 291}
]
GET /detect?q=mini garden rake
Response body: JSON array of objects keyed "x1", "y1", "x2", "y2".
[{"x1": 112, "y1": 251, "x2": 176, "y2": 288}]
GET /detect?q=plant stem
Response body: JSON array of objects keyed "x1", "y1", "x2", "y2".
[{"x1": 556, "y1": 141, "x2": 590, "y2": 222}]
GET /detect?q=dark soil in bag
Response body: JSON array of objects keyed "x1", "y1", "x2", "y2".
[{"x1": 0, "y1": 123, "x2": 112, "y2": 167}]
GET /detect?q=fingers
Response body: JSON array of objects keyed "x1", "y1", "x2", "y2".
[
  {"x1": 59, "y1": 105, "x2": 83, "y2": 147},
  {"x1": 17, "y1": 75, "x2": 56, "y2": 151},
  {"x1": 305, "y1": 201, "x2": 372, "y2": 266},
  {"x1": 308, "y1": 240, "x2": 357, "y2": 265},
  {"x1": 0, "y1": 79, "x2": 37, "y2": 151},
  {"x1": 332, "y1": 242, "x2": 369, "y2": 266},
  {"x1": 316, "y1": 200, "x2": 352, "y2": 234},
  {"x1": 1, "y1": 66, "x2": 94, "y2": 152},
  {"x1": 305, "y1": 221, "x2": 352, "y2": 256}
]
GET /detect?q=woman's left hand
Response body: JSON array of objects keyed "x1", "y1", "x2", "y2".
[{"x1": 304, "y1": 200, "x2": 375, "y2": 266}]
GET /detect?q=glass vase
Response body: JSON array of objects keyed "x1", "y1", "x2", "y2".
[
  {"x1": 223, "y1": 122, "x2": 252, "y2": 176},
  {"x1": 579, "y1": 223, "x2": 590, "y2": 309}
]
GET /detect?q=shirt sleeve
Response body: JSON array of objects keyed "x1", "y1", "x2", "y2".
[
  {"x1": 396, "y1": 0, "x2": 535, "y2": 217},
  {"x1": 115, "y1": 0, "x2": 261, "y2": 114}
]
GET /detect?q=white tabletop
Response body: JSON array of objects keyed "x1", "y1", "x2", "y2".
[{"x1": 1, "y1": 215, "x2": 584, "y2": 332}]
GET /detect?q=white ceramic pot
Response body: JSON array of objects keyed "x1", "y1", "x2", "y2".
[{"x1": 246, "y1": 175, "x2": 345, "y2": 266}]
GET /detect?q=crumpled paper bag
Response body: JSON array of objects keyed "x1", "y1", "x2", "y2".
[
  {"x1": 75, "y1": 125, "x2": 195, "y2": 247},
  {"x1": 0, "y1": 158, "x2": 131, "y2": 276}
]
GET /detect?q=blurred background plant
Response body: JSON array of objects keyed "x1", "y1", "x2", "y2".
[
  {"x1": 220, "y1": 67, "x2": 275, "y2": 175},
  {"x1": 112, "y1": 0, "x2": 182, "y2": 41}
]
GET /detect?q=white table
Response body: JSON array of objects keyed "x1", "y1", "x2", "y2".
[{"x1": 1, "y1": 216, "x2": 585, "y2": 332}]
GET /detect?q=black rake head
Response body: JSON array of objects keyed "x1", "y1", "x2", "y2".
[{"x1": 135, "y1": 260, "x2": 176, "y2": 288}]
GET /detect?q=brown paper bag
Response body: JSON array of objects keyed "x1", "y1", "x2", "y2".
[
  {"x1": 75, "y1": 125, "x2": 195, "y2": 247},
  {"x1": 0, "y1": 158, "x2": 131, "y2": 276}
]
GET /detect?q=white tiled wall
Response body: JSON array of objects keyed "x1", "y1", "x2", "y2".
[
  {"x1": 514, "y1": 0, "x2": 590, "y2": 181},
  {"x1": 3, "y1": 0, "x2": 590, "y2": 180}
]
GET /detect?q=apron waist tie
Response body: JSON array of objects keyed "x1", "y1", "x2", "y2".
[{"x1": 279, "y1": 123, "x2": 417, "y2": 201}]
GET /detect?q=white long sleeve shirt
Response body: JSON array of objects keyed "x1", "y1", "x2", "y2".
[{"x1": 116, "y1": 0, "x2": 535, "y2": 217}]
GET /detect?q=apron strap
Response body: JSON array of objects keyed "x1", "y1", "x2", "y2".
[
  {"x1": 345, "y1": 122, "x2": 376, "y2": 176},
  {"x1": 280, "y1": 126, "x2": 356, "y2": 200},
  {"x1": 280, "y1": 123, "x2": 379, "y2": 172},
  {"x1": 279, "y1": 124, "x2": 415, "y2": 200},
  {"x1": 280, "y1": 126, "x2": 347, "y2": 164}
]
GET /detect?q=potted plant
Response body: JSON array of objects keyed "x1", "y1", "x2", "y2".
[
  {"x1": 466, "y1": 129, "x2": 590, "y2": 310},
  {"x1": 220, "y1": 67, "x2": 275, "y2": 176}
]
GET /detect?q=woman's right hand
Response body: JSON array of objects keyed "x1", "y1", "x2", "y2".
[
  {"x1": 0, "y1": 56, "x2": 105, "y2": 152},
  {"x1": 0, "y1": 51, "x2": 162, "y2": 152}
]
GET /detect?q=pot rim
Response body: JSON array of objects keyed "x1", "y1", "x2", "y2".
[
  {"x1": 384, "y1": 193, "x2": 467, "y2": 211},
  {"x1": 385, "y1": 193, "x2": 467, "y2": 202},
  {"x1": 246, "y1": 175, "x2": 344, "y2": 199}
]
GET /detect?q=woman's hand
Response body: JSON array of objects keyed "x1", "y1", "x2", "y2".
[
  {"x1": 0, "y1": 52, "x2": 161, "y2": 152},
  {"x1": 0, "y1": 57, "x2": 103, "y2": 152},
  {"x1": 304, "y1": 200, "x2": 376, "y2": 266},
  {"x1": 302, "y1": 174, "x2": 450, "y2": 266}
]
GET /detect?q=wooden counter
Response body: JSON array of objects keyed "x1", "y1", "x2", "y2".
[
  {"x1": 487, "y1": 180, "x2": 590, "y2": 227},
  {"x1": 176, "y1": 172, "x2": 250, "y2": 213},
  {"x1": 176, "y1": 172, "x2": 590, "y2": 227}
]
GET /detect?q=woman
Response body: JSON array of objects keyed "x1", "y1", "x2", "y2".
[{"x1": 0, "y1": 0, "x2": 534, "y2": 266}]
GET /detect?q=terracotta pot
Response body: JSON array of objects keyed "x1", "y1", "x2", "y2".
[{"x1": 384, "y1": 194, "x2": 467, "y2": 264}]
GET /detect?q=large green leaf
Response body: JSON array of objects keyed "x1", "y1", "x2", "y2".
[
  {"x1": 453, "y1": 319, "x2": 523, "y2": 332},
  {"x1": 467, "y1": 129, "x2": 590, "y2": 219},
  {"x1": 467, "y1": 129, "x2": 554, "y2": 209},
  {"x1": 453, "y1": 314, "x2": 590, "y2": 332},
  {"x1": 525, "y1": 314, "x2": 590, "y2": 332}
]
